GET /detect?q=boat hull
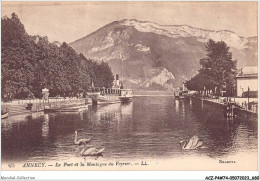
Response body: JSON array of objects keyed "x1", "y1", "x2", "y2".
[
  {"x1": 119, "y1": 96, "x2": 133, "y2": 103},
  {"x1": 92, "y1": 96, "x2": 121, "y2": 105},
  {"x1": 44, "y1": 105, "x2": 88, "y2": 113}
]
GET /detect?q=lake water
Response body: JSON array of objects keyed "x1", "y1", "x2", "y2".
[{"x1": 1, "y1": 96, "x2": 258, "y2": 168}]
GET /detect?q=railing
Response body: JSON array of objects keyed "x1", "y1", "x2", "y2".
[{"x1": 89, "y1": 87, "x2": 122, "y2": 95}]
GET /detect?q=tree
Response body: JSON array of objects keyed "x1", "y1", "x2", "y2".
[
  {"x1": 1, "y1": 13, "x2": 36, "y2": 99},
  {"x1": 1, "y1": 13, "x2": 115, "y2": 100},
  {"x1": 186, "y1": 39, "x2": 237, "y2": 95},
  {"x1": 91, "y1": 61, "x2": 114, "y2": 88}
]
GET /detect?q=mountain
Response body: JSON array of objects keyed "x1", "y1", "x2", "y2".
[{"x1": 70, "y1": 19, "x2": 257, "y2": 90}]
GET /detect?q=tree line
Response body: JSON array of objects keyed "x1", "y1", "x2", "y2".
[
  {"x1": 185, "y1": 39, "x2": 237, "y2": 96},
  {"x1": 1, "y1": 13, "x2": 114, "y2": 101}
]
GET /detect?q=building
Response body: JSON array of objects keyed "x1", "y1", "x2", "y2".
[{"x1": 235, "y1": 66, "x2": 258, "y2": 97}]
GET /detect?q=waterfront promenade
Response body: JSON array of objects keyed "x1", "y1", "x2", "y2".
[
  {"x1": 203, "y1": 97, "x2": 257, "y2": 112},
  {"x1": 189, "y1": 96, "x2": 258, "y2": 121}
]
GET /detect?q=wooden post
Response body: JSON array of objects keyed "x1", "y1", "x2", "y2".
[{"x1": 231, "y1": 105, "x2": 233, "y2": 118}]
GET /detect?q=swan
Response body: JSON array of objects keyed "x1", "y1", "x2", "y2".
[
  {"x1": 79, "y1": 145, "x2": 105, "y2": 157},
  {"x1": 74, "y1": 131, "x2": 91, "y2": 146},
  {"x1": 179, "y1": 135, "x2": 203, "y2": 150}
]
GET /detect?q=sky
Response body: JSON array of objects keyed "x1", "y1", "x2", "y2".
[{"x1": 1, "y1": 1, "x2": 258, "y2": 43}]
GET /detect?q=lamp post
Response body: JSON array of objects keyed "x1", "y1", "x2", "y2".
[
  {"x1": 226, "y1": 82, "x2": 229, "y2": 103},
  {"x1": 248, "y1": 86, "x2": 250, "y2": 109},
  {"x1": 233, "y1": 86, "x2": 236, "y2": 102},
  {"x1": 42, "y1": 88, "x2": 49, "y2": 108}
]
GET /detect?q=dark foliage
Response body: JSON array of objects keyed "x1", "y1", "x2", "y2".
[
  {"x1": 1, "y1": 13, "x2": 114, "y2": 100},
  {"x1": 186, "y1": 39, "x2": 237, "y2": 95}
]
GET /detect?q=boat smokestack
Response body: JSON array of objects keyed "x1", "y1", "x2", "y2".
[
  {"x1": 182, "y1": 82, "x2": 186, "y2": 91},
  {"x1": 116, "y1": 74, "x2": 120, "y2": 87},
  {"x1": 91, "y1": 79, "x2": 94, "y2": 88}
]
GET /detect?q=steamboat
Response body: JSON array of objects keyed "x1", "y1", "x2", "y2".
[{"x1": 87, "y1": 74, "x2": 133, "y2": 105}]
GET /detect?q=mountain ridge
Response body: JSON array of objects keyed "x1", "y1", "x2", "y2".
[
  {"x1": 70, "y1": 19, "x2": 257, "y2": 90},
  {"x1": 70, "y1": 19, "x2": 256, "y2": 45}
]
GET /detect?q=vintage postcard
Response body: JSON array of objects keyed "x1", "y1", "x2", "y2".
[{"x1": 1, "y1": 1, "x2": 258, "y2": 175}]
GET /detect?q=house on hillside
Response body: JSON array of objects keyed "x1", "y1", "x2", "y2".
[{"x1": 235, "y1": 66, "x2": 258, "y2": 97}]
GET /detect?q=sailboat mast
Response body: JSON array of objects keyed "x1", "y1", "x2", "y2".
[{"x1": 121, "y1": 54, "x2": 123, "y2": 88}]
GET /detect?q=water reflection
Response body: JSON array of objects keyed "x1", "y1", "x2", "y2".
[
  {"x1": 42, "y1": 114, "x2": 49, "y2": 138},
  {"x1": 182, "y1": 101, "x2": 185, "y2": 118},
  {"x1": 79, "y1": 111, "x2": 84, "y2": 121},
  {"x1": 175, "y1": 100, "x2": 179, "y2": 113},
  {"x1": 1, "y1": 97, "x2": 258, "y2": 163}
]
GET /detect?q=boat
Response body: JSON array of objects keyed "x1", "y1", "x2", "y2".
[
  {"x1": 87, "y1": 87, "x2": 133, "y2": 105},
  {"x1": 174, "y1": 89, "x2": 184, "y2": 100},
  {"x1": 1, "y1": 111, "x2": 8, "y2": 119},
  {"x1": 87, "y1": 73, "x2": 133, "y2": 105},
  {"x1": 87, "y1": 88, "x2": 120, "y2": 105},
  {"x1": 119, "y1": 89, "x2": 133, "y2": 103},
  {"x1": 87, "y1": 55, "x2": 133, "y2": 104},
  {"x1": 44, "y1": 105, "x2": 88, "y2": 113},
  {"x1": 174, "y1": 88, "x2": 189, "y2": 100}
]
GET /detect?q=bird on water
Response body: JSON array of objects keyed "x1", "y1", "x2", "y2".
[
  {"x1": 179, "y1": 135, "x2": 203, "y2": 150},
  {"x1": 74, "y1": 131, "x2": 91, "y2": 146},
  {"x1": 79, "y1": 145, "x2": 105, "y2": 158}
]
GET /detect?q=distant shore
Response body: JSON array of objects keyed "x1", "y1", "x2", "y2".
[{"x1": 133, "y1": 90, "x2": 174, "y2": 96}]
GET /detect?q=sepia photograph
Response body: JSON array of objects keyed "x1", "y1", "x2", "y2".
[{"x1": 0, "y1": 0, "x2": 258, "y2": 177}]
